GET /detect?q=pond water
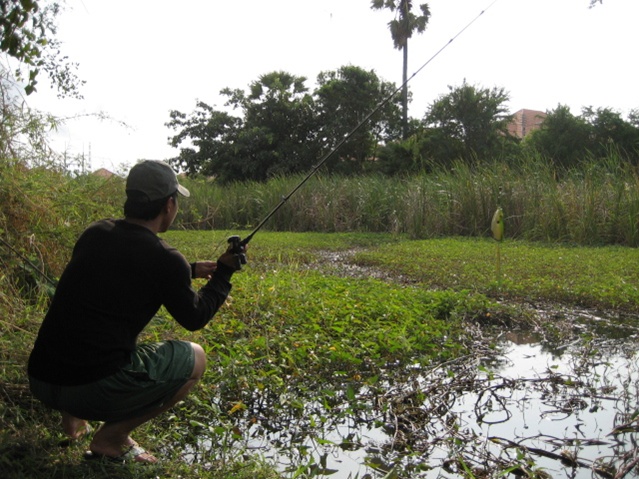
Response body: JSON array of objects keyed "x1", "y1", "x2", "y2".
[
  {"x1": 250, "y1": 334, "x2": 637, "y2": 478},
  {"x1": 444, "y1": 334, "x2": 638, "y2": 479},
  {"x1": 186, "y1": 312, "x2": 639, "y2": 479}
]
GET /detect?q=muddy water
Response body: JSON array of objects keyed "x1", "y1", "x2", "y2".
[{"x1": 244, "y1": 331, "x2": 638, "y2": 479}]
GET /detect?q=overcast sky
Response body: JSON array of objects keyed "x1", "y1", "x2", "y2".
[{"x1": 28, "y1": 0, "x2": 639, "y2": 173}]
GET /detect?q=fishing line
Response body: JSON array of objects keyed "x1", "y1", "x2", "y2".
[{"x1": 231, "y1": 0, "x2": 500, "y2": 252}]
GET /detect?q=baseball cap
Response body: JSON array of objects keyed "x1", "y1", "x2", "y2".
[{"x1": 126, "y1": 160, "x2": 190, "y2": 202}]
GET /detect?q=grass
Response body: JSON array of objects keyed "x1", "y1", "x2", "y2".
[
  {"x1": 180, "y1": 230, "x2": 639, "y2": 313},
  {"x1": 352, "y1": 236, "x2": 639, "y2": 312}
]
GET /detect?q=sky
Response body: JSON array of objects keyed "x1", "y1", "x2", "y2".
[{"x1": 27, "y1": 0, "x2": 639, "y2": 173}]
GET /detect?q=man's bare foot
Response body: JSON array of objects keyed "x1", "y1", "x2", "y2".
[{"x1": 61, "y1": 412, "x2": 90, "y2": 440}]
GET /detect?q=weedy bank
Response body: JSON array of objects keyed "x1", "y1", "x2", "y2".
[{"x1": 3, "y1": 228, "x2": 638, "y2": 478}]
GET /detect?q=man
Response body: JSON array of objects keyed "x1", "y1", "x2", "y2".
[{"x1": 27, "y1": 160, "x2": 244, "y2": 464}]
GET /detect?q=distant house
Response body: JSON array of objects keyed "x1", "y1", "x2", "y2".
[
  {"x1": 508, "y1": 109, "x2": 547, "y2": 139},
  {"x1": 92, "y1": 168, "x2": 115, "y2": 178}
]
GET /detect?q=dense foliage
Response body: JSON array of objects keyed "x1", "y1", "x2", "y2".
[
  {"x1": 173, "y1": 154, "x2": 639, "y2": 248},
  {"x1": 523, "y1": 104, "x2": 639, "y2": 168},
  {"x1": 166, "y1": 66, "x2": 403, "y2": 182},
  {"x1": 420, "y1": 80, "x2": 517, "y2": 165}
]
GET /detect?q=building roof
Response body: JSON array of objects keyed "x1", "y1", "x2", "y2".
[
  {"x1": 92, "y1": 168, "x2": 115, "y2": 178},
  {"x1": 508, "y1": 109, "x2": 547, "y2": 138}
]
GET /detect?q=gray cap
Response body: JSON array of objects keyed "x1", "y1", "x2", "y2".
[{"x1": 126, "y1": 160, "x2": 190, "y2": 202}]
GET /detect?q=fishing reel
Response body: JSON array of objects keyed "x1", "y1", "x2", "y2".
[{"x1": 227, "y1": 235, "x2": 248, "y2": 270}]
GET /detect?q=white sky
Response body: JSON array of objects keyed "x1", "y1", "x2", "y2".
[{"x1": 27, "y1": 0, "x2": 639, "y2": 173}]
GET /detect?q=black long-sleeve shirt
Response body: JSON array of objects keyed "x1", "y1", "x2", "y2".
[{"x1": 28, "y1": 219, "x2": 233, "y2": 386}]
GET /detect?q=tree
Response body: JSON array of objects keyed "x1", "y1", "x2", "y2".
[
  {"x1": 525, "y1": 106, "x2": 639, "y2": 168},
  {"x1": 0, "y1": 0, "x2": 83, "y2": 97},
  {"x1": 524, "y1": 105, "x2": 591, "y2": 168},
  {"x1": 166, "y1": 101, "x2": 243, "y2": 180},
  {"x1": 167, "y1": 71, "x2": 319, "y2": 182},
  {"x1": 242, "y1": 71, "x2": 319, "y2": 178},
  {"x1": 371, "y1": 0, "x2": 430, "y2": 140},
  {"x1": 314, "y1": 65, "x2": 402, "y2": 174},
  {"x1": 423, "y1": 80, "x2": 515, "y2": 164},
  {"x1": 167, "y1": 67, "x2": 405, "y2": 181},
  {"x1": 581, "y1": 107, "x2": 639, "y2": 159}
]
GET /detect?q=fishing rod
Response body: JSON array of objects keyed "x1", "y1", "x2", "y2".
[{"x1": 227, "y1": 0, "x2": 500, "y2": 264}]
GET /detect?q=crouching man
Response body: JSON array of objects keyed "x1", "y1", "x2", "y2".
[{"x1": 28, "y1": 160, "x2": 244, "y2": 463}]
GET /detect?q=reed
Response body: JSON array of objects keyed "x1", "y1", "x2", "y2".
[{"x1": 178, "y1": 153, "x2": 639, "y2": 246}]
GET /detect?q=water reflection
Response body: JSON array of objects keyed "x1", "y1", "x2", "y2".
[{"x1": 449, "y1": 339, "x2": 637, "y2": 479}]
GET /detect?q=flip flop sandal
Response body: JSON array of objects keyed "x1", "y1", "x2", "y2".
[{"x1": 83, "y1": 445, "x2": 158, "y2": 464}]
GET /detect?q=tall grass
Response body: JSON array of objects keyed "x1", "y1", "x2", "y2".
[
  {"x1": 179, "y1": 153, "x2": 639, "y2": 246},
  {"x1": 0, "y1": 163, "x2": 123, "y2": 275}
]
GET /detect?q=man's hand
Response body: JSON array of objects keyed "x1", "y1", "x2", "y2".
[
  {"x1": 193, "y1": 261, "x2": 217, "y2": 279},
  {"x1": 218, "y1": 243, "x2": 248, "y2": 271}
]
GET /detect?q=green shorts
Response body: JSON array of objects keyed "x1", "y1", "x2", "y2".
[{"x1": 29, "y1": 340, "x2": 195, "y2": 423}]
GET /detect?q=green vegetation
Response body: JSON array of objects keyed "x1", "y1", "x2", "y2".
[
  {"x1": 353, "y1": 236, "x2": 639, "y2": 311},
  {"x1": 166, "y1": 65, "x2": 403, "y2": 181},
  {"x1": 4, "y1": 156, "x2": 639, "y2": 478},
  {"x1": 0, "y1": 0, "x2": 83, "y2": 97},
  {"x1": 4, "y1": 224, "x2": 639, "y2": 477}
]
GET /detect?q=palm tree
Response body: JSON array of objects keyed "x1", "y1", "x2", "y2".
[{"x1": 371, "y1": 0, "x2": 430, "y2": 139}]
